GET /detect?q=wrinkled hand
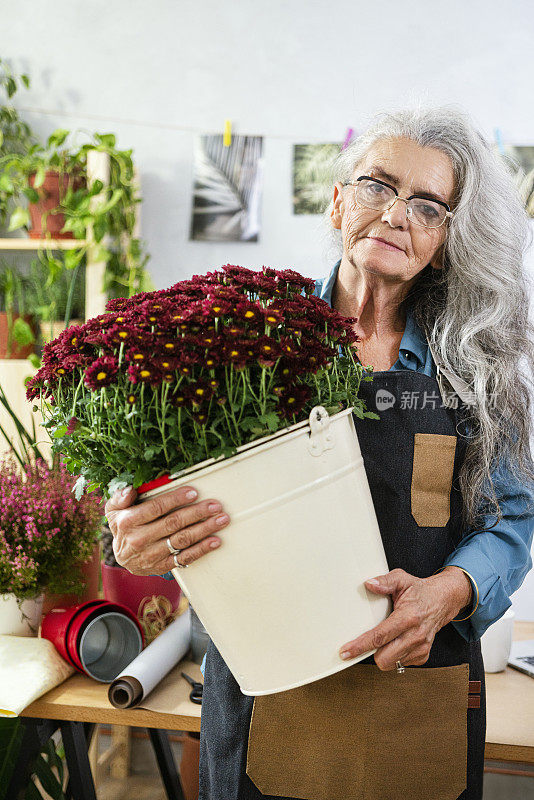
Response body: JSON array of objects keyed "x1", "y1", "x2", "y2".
[
  {"x1": 104, "y1": 485, "x2": 230, "y2": 575},
  {"x1": 338, "y1": 567, "x2": 472, "y2": 671}
]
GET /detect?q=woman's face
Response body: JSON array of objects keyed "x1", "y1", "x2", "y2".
[{"x1": 331, "y1": 137, "x2": 455, "y2": 279}]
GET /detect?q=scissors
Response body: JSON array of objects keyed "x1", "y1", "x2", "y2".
[{"x1": 181, "y1": 671, "x2": 203, "y2": 704}]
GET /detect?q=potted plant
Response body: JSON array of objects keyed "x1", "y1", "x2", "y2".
[
  {"x1": 0, "y1": 128, "x2": 152, "y2": 299},
  {"x1": 26, "y1": 257, "x2": 85, "y2": 345},
  {"x1": 0, "y1": 129, "x2": 85, "y2": 239},
  {"x1": 0, "y1": 57, "x2": 36, "y2": 229},
  {"x1": 27, "y1": 264, "x2": 390, "y2": 694},
  {"x1": 0, "y1": 454, "x2": 103, "y2": 635},
  {"x1": 0, "y1": 262, "x2": 36, "y2": 359}
]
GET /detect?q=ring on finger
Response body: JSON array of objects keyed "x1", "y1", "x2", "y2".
[
  {"x1": 395, "y1": 660, "x2": 405, "y2": 674},
  {"x1": 173, "y1": 552, "x2": 189, "y2": 569},
  {"x1": 166, "y1": 536, "x2": 182, "y2": 555}
]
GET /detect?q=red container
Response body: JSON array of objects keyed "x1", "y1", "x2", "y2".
[
  {"x1": 65, "y1": 600, "x2": 110, "y2": 671},
  {"x1": 41, "y1": 600, "x2": 144, "y2": 676}
]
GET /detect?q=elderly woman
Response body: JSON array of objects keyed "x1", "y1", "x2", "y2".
[{"x1": 105, "y1": 106, "x2": 534, "y2": 800}]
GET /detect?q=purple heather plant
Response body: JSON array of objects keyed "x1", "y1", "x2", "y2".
[{"x1": 0, "y1": 457, "x2": 104, "y2": 600}]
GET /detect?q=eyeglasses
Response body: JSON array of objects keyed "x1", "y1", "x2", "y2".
[{"x1": 342, "y1": 176, "x2": 453, "y2": 229}]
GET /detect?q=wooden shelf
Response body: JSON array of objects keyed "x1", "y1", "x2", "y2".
[{"x1": 0, "y1": 238, "x2": 88, "y2": 251}]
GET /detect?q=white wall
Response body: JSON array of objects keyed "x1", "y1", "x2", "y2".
[{"x1": 1, "y1": 0, "x2": 533, "y2": 618}]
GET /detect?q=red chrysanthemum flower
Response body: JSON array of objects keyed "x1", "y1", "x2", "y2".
[{"x1": 84, "y1": 357, "x2": 119, "y2": 390}]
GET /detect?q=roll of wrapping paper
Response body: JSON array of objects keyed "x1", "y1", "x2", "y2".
[{"x1": 108, "y1": 606, "x2": 192, "y2": 708}]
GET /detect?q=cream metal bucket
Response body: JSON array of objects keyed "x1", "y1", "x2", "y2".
[{"x1": 138, "y1": 405, "x2": 391, "y2": 695}]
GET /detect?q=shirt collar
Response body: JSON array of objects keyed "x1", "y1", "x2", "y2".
[{"x1": 315, "y1": 259, "x2": 426, "y2": 369}]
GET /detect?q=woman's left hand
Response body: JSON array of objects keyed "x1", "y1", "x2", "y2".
[{"x1": 338, "y1": 567, "x2": 472, "y2": 670}]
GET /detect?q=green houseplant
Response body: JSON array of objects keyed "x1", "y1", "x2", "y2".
[
  {"x1": 0, "y1": 262, "x2": 35, "y2": 359},
  {"x1": 0, "y1": 129, "x2": 152, "y2": 299},
  {"x1": 0, "y1": 58, "x2": 36, "y2": 228}
]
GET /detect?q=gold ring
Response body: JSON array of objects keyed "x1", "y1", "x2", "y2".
[{"x1": 396, "y1": 660, "x2": 405, "y2": 674}]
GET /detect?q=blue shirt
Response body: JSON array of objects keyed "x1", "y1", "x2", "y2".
[
  {"x1": 192, "y1": 259, "x2": 534, "y2": 676},
  {"x1": 317, "y1": 259, "x2": 534, "y2": 645}
]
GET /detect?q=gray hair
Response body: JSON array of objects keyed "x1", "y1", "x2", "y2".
[{"x1": 323, "y1": 104, "x2": 534, "y2": 529}]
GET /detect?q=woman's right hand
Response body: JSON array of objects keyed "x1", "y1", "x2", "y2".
[{"x1": 104, "y1": 485, "x2": 230, "y2": 575}]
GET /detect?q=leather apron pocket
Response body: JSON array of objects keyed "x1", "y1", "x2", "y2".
[
  {"x1": 246, "y1": 663, "x2": 469, "y2": 800},
  {"x1": 411, "y1": 433, "x2": 457, "y2": 527}
]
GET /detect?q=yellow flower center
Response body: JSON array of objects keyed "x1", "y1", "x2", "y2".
[
  {"x1": 245, "y1": 310, "x2": 255, "y2": 318},
  {"x1": 133, "y1": 353, "x2": 144, "y2": 360},
  {"x1": 140, "y1": 370, "x2": 151, "y2": 378},
  {"x1": 97, "y1": 372, "x2": 107, "y2": 380},
  {"x1": 119, "y1": 331, "x2": 128, "y2": 338},
  {"x1": 165, "y1": 343, "x2": 174, "y2": 349}
]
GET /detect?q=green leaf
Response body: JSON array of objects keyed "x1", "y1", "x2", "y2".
[
  {"x1": 8, "y1": 206, "x2": 30, "y2": 231},
  {"x1": 73, "y1": 475, "x2": 87, "y2": 500},
  {"x1": 28, "y1": 353, "x2": 41, "y2": 369},
  {"x1": 6, "y1": 77, "x2": 16, "y2": 98},
  {"x1": 32, "y1": 752, "x2": 65, "y2": 799},
  {"x1": 63, "y1": 248, "x2": 84, "y2": 270},
  {"x1": 93, "y1": 216, "x2": 107, "y2": 243},
  {"x1": 53, "y1": 425, "x2": 68, "y2": 438},
  {"x1": 33, "y1": 165, "x2": 46, "y2": 189},
  {"x1": 12, "y1": 317, "x2": 35, "y2": 346},
  {"x1": 0, "y1": 717, "x2": 23, "y2": 800},
  {"x1": 23, "y1": 186, "x2": 40, "y2": 203},
  {"x1": 0, "y1": 174, "x2": 12, "y2": 192},
  {"x1": 363, "y1": 411, "x2": 381, "y2": 420},
  {"x1": 47, "y1": 129, "x2": 69, "y2": 149},
  {"x1": 94, "y1": 133, "x2": 116, "y2": 148},
  {"x1": 21, "y1": 74, "x2": 30, "y2": 89}
]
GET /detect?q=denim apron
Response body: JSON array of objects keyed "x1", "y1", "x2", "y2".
[{"x1": 198, "y1": 369, "x2": 486, "y2": 800}]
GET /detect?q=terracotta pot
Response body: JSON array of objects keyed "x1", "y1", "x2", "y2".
[
  {"x1": 42, "y1": 543, "x2": 101, "y2": 616},
  {"x1": 101, "y1": 563, "x2": 182, "y2": 644},
  {"x1": 0, "y1": 311, "x2": 35, "y2": 359},
  {"x1": 39, "y1": 319, "x2": 84, "y2": 346},
  {"x1": 27, "y1": 170, "x2": 84, "y2": 239},
  {"x1": 179, "y1": 731, "x2": 200, "y2": 800}
]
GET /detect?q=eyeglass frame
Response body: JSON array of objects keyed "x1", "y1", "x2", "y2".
[{"x1": 342, "y1": 175, "x2": 454, "y2": 229}]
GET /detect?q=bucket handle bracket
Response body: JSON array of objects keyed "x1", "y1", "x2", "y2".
[{"x1": 307, "y1": 406, "x2": 335, "y2": 456}]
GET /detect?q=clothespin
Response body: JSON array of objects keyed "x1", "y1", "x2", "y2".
[
  {"x1": 223, "y1": 119, "x2": 232, "y2": 147},
  {"x1": 342, "y1": 127, "x2": 354, "y2": 150},
  {"x1": 494, "y1": 127, "x2": 506, "y2": 156}
]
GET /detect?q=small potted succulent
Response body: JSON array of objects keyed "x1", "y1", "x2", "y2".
[{"x1": 27, "y1": 264, "x2": 389, "y2": 694}]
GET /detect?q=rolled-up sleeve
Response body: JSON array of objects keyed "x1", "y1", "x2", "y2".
[{"x1": 441, "y1": 457, "x2": 534, "y2": 642}]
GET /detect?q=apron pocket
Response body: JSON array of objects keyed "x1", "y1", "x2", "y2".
[
  {"x1": 246, "y1": 663, "x2": 469, "y2": 800},
  {"x1": 411, "y1": 433, "x2": 457, "y2": 527}
]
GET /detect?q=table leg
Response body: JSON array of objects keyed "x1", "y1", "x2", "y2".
[
  {"x1": 60, "y1": 721, "x2": 97, "y2": 800},
  {"x1": 147, "y1": 727, "x2": 186, "y2": 800},
  {"x1": 64, "y1": 723, "x2": 96, "y2": 800}
]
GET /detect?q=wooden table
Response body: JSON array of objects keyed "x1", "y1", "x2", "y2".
[
  {"x1": 13, "y1": 659, "x2": 202, "y2": 800},
  {"x1": 484, "y1": 620, "x2": 534, "y2": 764},
  {"x1": 13, "y1": 623, "x2": 534, "y2": 798}
]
